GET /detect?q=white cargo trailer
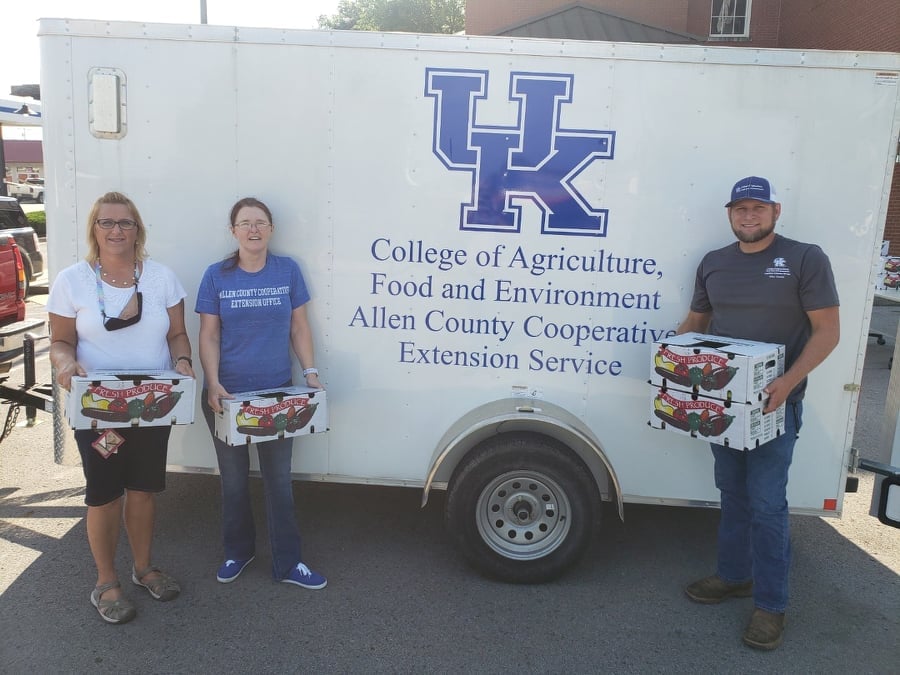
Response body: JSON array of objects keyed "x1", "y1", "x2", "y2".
[{"x1": 40, "y1": 19, "x2": 900, "y2": 581}]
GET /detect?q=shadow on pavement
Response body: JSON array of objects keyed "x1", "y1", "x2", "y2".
[{"x1": 0, "y1": 465, "x2": 897, "y2": 672}]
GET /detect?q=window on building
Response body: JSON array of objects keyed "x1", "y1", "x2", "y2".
[{"x1": 710, "y1": 0, "x2": 751, "y2": 39}]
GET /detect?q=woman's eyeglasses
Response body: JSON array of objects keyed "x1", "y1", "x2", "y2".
[
  {"x1": 234, "y1": 220, "x2": 272, "y2": 231},
  {"x1": 95, "y1": 218, "x2": 138, "y2": 230}
]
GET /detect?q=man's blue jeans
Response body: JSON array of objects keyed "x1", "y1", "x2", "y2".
[
  {"x1": 711, "y1": 401, "x2": 802, "y2": 614},
  {"x1": 202, "y1": 392, "x2": 302, "y2": 580}
]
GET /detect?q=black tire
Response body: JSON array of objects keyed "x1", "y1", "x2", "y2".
[
  {"x1": 445, "y1": 432, "x2": 599, "y2": 583},
  {"x1": 37, "y1": 192, "x2": 44, "y2": 204}
]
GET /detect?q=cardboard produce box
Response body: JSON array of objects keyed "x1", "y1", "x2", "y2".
[
  {"x1": 215, "y1": 386, "x2": 327, "y2": 446},
  {"x1": 649, "y1": 386, "x2": 785, "y2": 450},
  {"x1": 650, "y1": 333, "x2": 784, "y2": 404},
  {"x1": 68, "y1": 370, "x2": 195, "y2": 430}
]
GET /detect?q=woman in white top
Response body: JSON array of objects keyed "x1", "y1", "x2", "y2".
[{"x1": 47, "y1": 192, "x2": 195, "y2": 624}]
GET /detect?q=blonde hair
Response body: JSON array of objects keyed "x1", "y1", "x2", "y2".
[{"x1": 84, "y1": 192, "x2": 148, "y2": 263}]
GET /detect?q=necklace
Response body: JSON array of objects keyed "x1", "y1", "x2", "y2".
[
  {"x1": 94, "y1": 261, "x2": 141, "y2": 321},
  {"x1": 99, "y1": 261, "x2": 138, "y2": 286}
]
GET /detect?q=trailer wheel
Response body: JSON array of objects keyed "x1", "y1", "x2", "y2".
[{"x1": 445, "y1": 433, "x2": 598, "y2": 583}]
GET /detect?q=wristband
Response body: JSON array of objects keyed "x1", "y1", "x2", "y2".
[
  {"x1": 302, "y1": 367, "x2": 318, "y2": 377},
  {"x1": 176, "y1": 356, "x2": 193, "y2": 367}
]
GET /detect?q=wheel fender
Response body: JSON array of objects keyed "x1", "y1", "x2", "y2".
[{"x1": 421, "y1": 397, "x2": 623, "y2": 521}]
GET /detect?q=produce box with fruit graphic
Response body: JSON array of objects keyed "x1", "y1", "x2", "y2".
[
  {"x1": 649, "y1": 386, "x2": 785, "y2": 450},
  {"x1": 879, "y1": 256, "x2": 900, "y2": 290},
  {"x1": 215, "y1": 386, "x2": 327, "y2": 446},
  {"x1": 68, "y1": 371, "x2": 195, "y2": 429},
  {"x1": 650, "y1": 333, "x2": 784, "y2": 404}
]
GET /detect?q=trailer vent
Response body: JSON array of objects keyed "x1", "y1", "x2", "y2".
[{"x1": 89, "y1": 68, "x2": 127, "y2": 139}]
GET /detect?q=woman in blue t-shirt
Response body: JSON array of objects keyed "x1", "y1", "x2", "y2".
[{"x1": 195, "y1": 197, "x2": 326, "y2": 589}]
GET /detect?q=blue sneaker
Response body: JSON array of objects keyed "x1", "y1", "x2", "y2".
[
  {"x1": 216, "y1": 556, "x2": 255, "y2": 583},
  {"x1": 281, "y1": 562, "x2": 327, "y2": 590}
]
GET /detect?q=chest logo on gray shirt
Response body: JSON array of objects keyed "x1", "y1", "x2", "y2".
[{"x1": 765, "y1": 257, "x2": 791, "y2": 279}]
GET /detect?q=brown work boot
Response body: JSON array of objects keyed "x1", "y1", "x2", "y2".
[
  {"x1": 684, "y1": 575, "x2": 753, "y2": 604},
  {"x1": 743, "y1": 608, "x2": 786, "y2": 650}
]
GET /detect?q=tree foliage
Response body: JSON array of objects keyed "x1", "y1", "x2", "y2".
[{"x1": 318, "y1": 0, "x2": 465, "y2": 34}]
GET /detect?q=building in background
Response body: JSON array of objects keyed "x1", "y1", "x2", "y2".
[
  {"x1": 0, "y1": 97, "x2": 42, "y2": 198},
  {"x1": 2, "y1": 139, "x2": 44, "y2": 184},
  {"x1": 465, "y1": 0, "x2": 900, "y2": 249}
]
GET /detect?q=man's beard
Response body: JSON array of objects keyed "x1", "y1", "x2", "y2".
[{"x1": 732, "y1": 221, "x2": 775, "y2": 244}]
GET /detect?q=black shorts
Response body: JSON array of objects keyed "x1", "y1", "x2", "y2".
[{"x1": 75, "y1": 426, "x2": 172, "y2": 506}]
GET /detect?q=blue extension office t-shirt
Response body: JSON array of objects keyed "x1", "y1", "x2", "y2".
[{"x1": 195, "y1": 253, "x2": 310, "y2": 392}]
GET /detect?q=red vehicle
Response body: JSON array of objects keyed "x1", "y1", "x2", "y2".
[
  {"x1": 0, "y1": 195, "x2": 45, "y2": 295},
  {"x1": 0, "y1": 233, "x2": 52, "y2": 439},
  {"x1": 0, "y1": 233, "x2": 43, "y2": 358},
  {"x1": 0, "y1": 234, "x2": 27, "y2": 319}
]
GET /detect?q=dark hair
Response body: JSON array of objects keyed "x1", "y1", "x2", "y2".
[{"x1": 223, "y1": 197, "x2": 274, "y2": 270}]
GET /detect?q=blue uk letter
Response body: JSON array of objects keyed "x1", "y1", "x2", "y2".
[{"x1": 425, "y1": 68, "x2": 615, "y2": 236}]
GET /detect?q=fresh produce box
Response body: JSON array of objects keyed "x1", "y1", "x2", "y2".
[
  {"x1": 650, "y1": 333, "x2": 784, "y2": 404},
  {"x1": 215, "y1": 386, "x2": 327, "y2": 446},
  {"x1": 649, "y1": 386, "x2": 785, "y2": 450},
  {"x1": 68, "y1": 370, "x2": 195, "y2": 429},
  {"x1": 878, "y1": 255, "x2": 900, "y2": 289}
]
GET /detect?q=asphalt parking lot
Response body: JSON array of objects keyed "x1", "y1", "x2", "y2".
[{"x1": 0, "y1": 250, "x2": 898, "y2": 672}]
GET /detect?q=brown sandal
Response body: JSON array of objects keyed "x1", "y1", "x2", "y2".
[
  {"x1": 90, "y1": 580, "x2": 137, "y2": 624},
  {"x1": 132, "y1": 565, "x2": 180, "y2": 602}
]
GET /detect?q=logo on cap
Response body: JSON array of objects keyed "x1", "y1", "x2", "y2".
[{"x1": 726, "y1": 176, "x2": 776, "y2": 207}]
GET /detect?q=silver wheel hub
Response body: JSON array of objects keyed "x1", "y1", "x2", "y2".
[{"x1": 476, "y1": 470, "x2": 571, "y2": 561}]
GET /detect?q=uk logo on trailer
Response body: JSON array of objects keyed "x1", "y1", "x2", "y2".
[{"x1": 425, "y1": 68, "x2": 615, "y2": 237}]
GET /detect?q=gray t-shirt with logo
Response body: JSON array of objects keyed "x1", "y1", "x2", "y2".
[{"x1": 690, "y1": 233, "x2": 839, "y2": 401}]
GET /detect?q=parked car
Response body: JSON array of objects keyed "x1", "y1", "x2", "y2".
[
  {"x1": 0, "y1": 196, "x2": 44, "y2": 295},
  {"x1": 25, "y1": 178, "x2": 44, "y2": 204},
  {"x1": 6, "y1": 177, "x2": 45, "y2": 203},
  {"x1": 0, "y1": 233, "x2": 44, "y2": 361}
]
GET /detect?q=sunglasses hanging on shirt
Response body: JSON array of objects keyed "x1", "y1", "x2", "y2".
[{"x1": 94, "y1": 261, "x2": 143, "y2": 331}]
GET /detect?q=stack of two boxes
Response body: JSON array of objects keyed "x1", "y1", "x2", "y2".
[{"x1": 648, "y1": 333, "x2": 786, "y2": 451}]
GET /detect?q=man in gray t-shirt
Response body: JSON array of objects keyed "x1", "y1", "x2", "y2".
[{"x1": 677, "y1": 176, "x2": 840, "y2": 651}]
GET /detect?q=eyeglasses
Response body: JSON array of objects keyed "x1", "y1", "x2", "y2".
[
  {"x1": 96, "y1": 218, "x2": 138, "y2": 230},
  {"x1": 234, "y1": 220, "x2": 272, "y2": 231},
  {"x1": 103, "y1": 291, "x2": 143, "y2": 331}
]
